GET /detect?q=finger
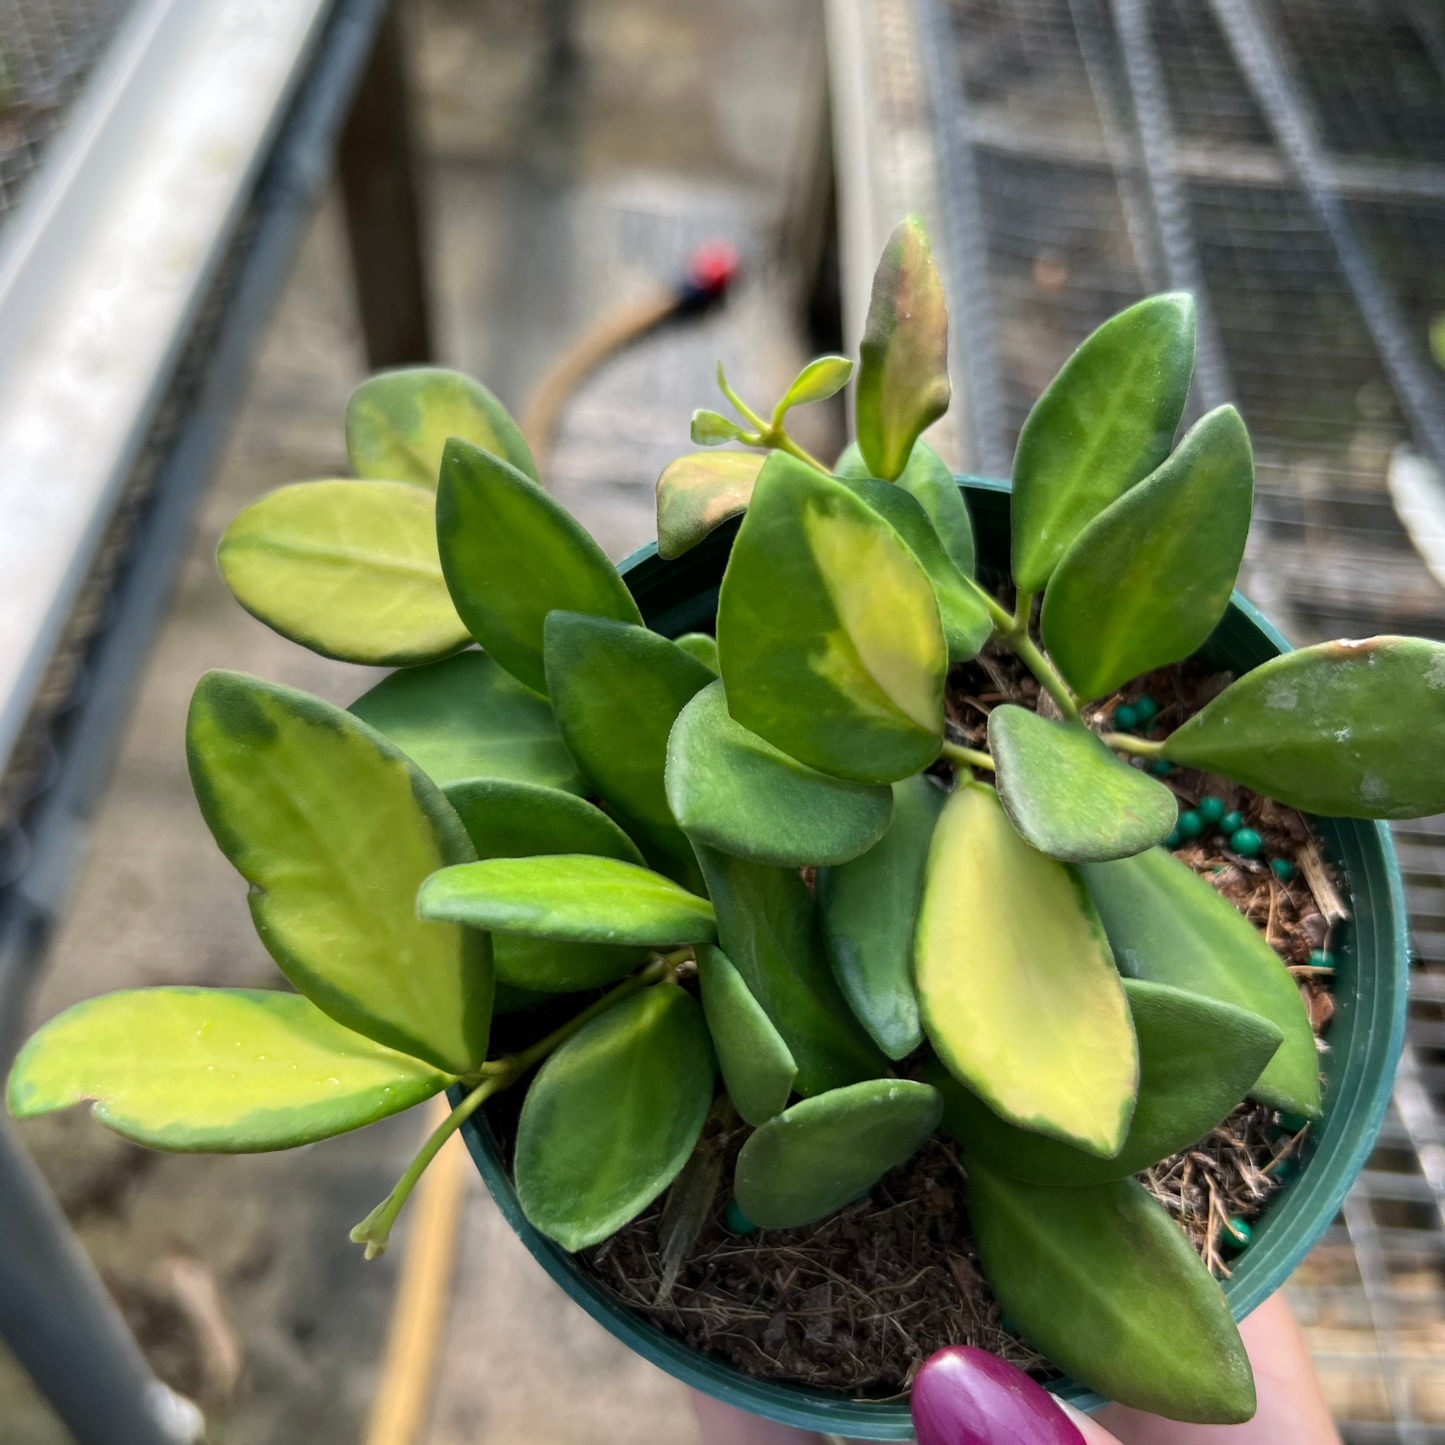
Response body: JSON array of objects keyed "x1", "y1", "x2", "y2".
[
  {"x1": 913, "y1": 1346, "x2": 1117, "y2": 1444},
  {"x1": 690, "y1": 1390, "x2": 830, "y2": 1445},
  {"x1": 1094, "y1": 1292, "x2": 1340, "y2": 1444}
]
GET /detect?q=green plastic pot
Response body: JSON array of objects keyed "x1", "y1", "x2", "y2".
[{"x1": 457, "y1": 476, "x2": 1408, "y2": 1438}]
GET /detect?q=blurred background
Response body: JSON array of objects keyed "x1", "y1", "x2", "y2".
[{"x1": 4, "y1": 1, "x2": 1445, "y2": 1441}]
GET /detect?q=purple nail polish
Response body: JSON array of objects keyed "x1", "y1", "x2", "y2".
[{"x1": 911, "y1": 1347, "x2": 1085, "y2": 1445}]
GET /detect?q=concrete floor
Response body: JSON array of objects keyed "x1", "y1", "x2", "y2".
[{"x1": 3, "y1": 1, "x2": 832, "y2": 1440}]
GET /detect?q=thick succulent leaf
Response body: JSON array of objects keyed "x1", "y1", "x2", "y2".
[
  {"x1": 217, "y1": 481, "x2": 469, "y2": 666},
  {"x1": 441, "y1": 778, "x2": 645, "y2": 994},
  {"x1": 187, "y1": 672, "x2": 490, "y2": 1074},
  {"x1": 349, "y1": 651, "x2": 584, "y2": 794},
  {"x1": 836, "y1": 476, "x2": 991, "y2": 662},
  {"x1": 716, "y1": 451, "x2": 946, "y2": 784},
  {"x1": 697, "y1": 945, "x2": 797, "y2": 1126},
  {"x1": 545, "y1": 612, "x2": 714, "y2": 870},
  {"x1": 665, "y1": 681, "x2": 893, "y2": 867},
  {"x1": 656, "y1": 452, "x2": 766, "y2": 560},
  {"x1": 816, "y1": 774, "x2": 943, "y2": 1059},
  {"x1": 1081, "y1": 847, "x2": 1322, "y2": 1117},
  {"x1": 516, "y1": 984, "x2": 715, "y2": 1250},
  {"x1": 7, "y1": 987, "x2": 449, "y2": 1152},
  {"x1": 777, "y1": 355, "x2": 853, "y2": 415},
  {"x1": 734, "y1": 1080, "x2": 943, "y2": 1229},
  {"x1": 967, "y1": 1163, "x2": 1255, "y2": 1423},
  {"x1": 695, "y1": 844, "x2": 888, "y2": 1095},
  {"x1": 674, "y1": 632, "x2": 720, "y2": 673},
  {"x1": 442, "y1": 778, "x2": 642, "y2": 865},
  {"x1": 345, "y1": 367, "x2": 537, "y2": 488},
  {"x1": 989, "y1": 706, "x2": 1177, "y2": 862},
  {"x1": 855, "y1": 217, "x2": 951, "y2": 482},
  {"x1": 417, "y1": 855, "x2": 717, "y2": 946},
  {"x1": 437, "y1": 439, "x2": 642, "y2": 694},
  {"x1": 915, "y1": 784, "x2": 1137, "y2": 1157},
  {"x1": 835, "y1": 439, "x2": 976, "y2": 577},
  {"x1": 1011, "y1": 293, "x2": 1196, "y2": 593},
  {"x1": 930, "y1": 978, "x2": 1282, "y2": 1184},
  {"x1": 1158, "y1": 636, "x2": 1445, "y2": 819},
  {"x1": 1042, "y1": 407, "x2": 1254, "y2": 700}
]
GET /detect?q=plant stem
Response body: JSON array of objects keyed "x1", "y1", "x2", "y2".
[
  {"x1": 351, "y1": 950, "x2": 686, "y2": 1258},
  {"x1": 1011, "y1": 589, "x2": 1035, "y2": 635},
  {"x1": 350, "y1": 1073, "x2": 504, "y2": 1259},
  {"x1": 716, "y1": 363, "x2": 768, "y2": 432},
  {"x1": 940, "y1": 740, "x2": 995, "y2": 772},
  {"x1": 1102, "y1": 732, "x2": 1165, "y2": 758},
  {"x1": 1009, "y1": 631, "x2": 1083, "y2": 723},
  {"x1": 768, "y1": 428, "x2": 832, "y2": 475}
]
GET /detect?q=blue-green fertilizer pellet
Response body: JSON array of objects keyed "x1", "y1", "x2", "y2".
[
  {"x1": 1230, "y1": 827, "x2": 1263, "y2": 857},
  {"x1": 1223, "y1": 1217, "x2": 1252, "y2": 1250},
  {"x1": 1176, "y1": 810, "x2": 1203, "y2": 839},
  {"x1": 1270, "y1": 857, "x2": 1295, "y2": 882},
  {"x1": 1198, "y1": 795, "x2": 1225, "y2": 824},
  {"x1": 1133, "y1": 695, "x2": 1158, "y2": 724},
  {"x1": 725, "y1": 1198, "x2": 758, "y2": 1236},
  {"x1": 1219, "y1": 810, "x2": 1243, "y2": 835},
  {"x1": 1113, "y1": 703, "x2": 1139, "y2": 731},
  {"x1": 1150, "y1": 759, "x2": 1173, "y2": 776}
]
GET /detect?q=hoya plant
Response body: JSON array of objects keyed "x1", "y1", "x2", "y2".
[{"x1": 10, "y1": 218, "x2": 1445, "y2": 1424}]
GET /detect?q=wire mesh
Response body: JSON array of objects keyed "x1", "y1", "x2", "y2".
[
  {"x1": 0, "y1": 0, "x2": 135, "y2": 229},
  {"x1": 931, "y1": 1, "x2": 1445, "y2": 1436}
]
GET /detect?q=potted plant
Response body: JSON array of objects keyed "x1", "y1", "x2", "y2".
[{"x1": 8, "y1": 219, "x2": 1428, "y2": 1433}]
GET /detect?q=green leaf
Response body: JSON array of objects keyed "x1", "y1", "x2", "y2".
[
  {"x1": 349, "y1": 651, "x2": 585, "y2": 794},
  {"x1": 734, "y1": 1079, "x2": 943, "y2": 1229},
  {"x1": 1158, "y1": 636, "x2": 1445, "y2": 819},
  {"x1": 1081, "y1": 847, "x2": 1321, "y2": 1117},
  {"x1": 989, "y1": 706, "x2": 1177, "y2": 862},
  {"x1": 346, "y1": 367, "x2": 537, "y2": 488},
  {"x1": 690, "y1": 409, "x2": 750, "y2": 446},
  {"x1": 544, "y1": 611, "x2": 714, "y2": 869},
  {"x1": 836, "y1": 475, "x2": 991, "y2": 662},
  {"x1": 674, "y1": 632, "x2": 720, "y2": 673},
  {"x1": 966, "y1": 1162, "x2": 1255, "y2": 1423},
  {"x1": 929, "y1": 978, "x2": 1282, "y2": 1184},
  {"x1": 855, "y1": 217, "x2": 951, "y2": 482},
  {"x1": 777, "y1": 355, "x2": 853, "y2": 415},
  {"x1": 217, "y1": 481, "x2": 470, "y2": 666},
  {"x1": 716, "y1": 451, "x2": 946, "y2": 784},
  {"x1": 1011, "y1": 293, "x2": 1196, "y2": 593},
  {"x1": 442, "y1": 778, "x2": 643, "y2": 865},
  {"x1": 836, "y1": 439, "x2": 976, "y2": 578},
  {"x1": 816, "y1": 774, "x2": 942, "y2": 1059},
  {"x1": 516, "y1": 983, "x2": 715, "y2": 1250},
  {"x1": 656, "y1": 452, "x2": 766, "y2": 561},
  {"x1": 1041, "y1": 406, "x2": 1254, "y2": 700},
  {"x1": 441, "y1": 778, "x2": 645, "y2": 995},
  {"x1": 915, "y1": 783, "x2": 1137, "y2": 1157},
  {"x1": 695, "y1": 844, "x2": 888, "y2": 1096},
  {"x1": 7, "y1": 987, "x2": 450, "y2": 1152},
  {"x1": 437, "y1": 439, "x2": 642, "y2": 694},
  {"x1": 665, "y1": 681, "x2": 893, "y2": 867},
  {"x1": 697, "y1": 945, "x2": 797, "y2": 1126},
  {"x1": 187, "y1": 672, "x2": 490, "y2": 1075},
  {"x1": 417, "y1": 855, "x2": 717, "y2": 946}
]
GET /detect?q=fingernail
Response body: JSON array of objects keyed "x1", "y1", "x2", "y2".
[{"x1": 911, "y1": 1347, "x2": 1085, "y2": 1445}]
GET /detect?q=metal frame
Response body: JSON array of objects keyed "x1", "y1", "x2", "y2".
[{"x1": 0, "y1": 0, "x2": 431, "y2": 1437}]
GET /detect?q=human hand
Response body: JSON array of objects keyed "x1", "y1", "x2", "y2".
[{"x1": 691, "y1": 1293, "x2": 1340, "y2": 1445}]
